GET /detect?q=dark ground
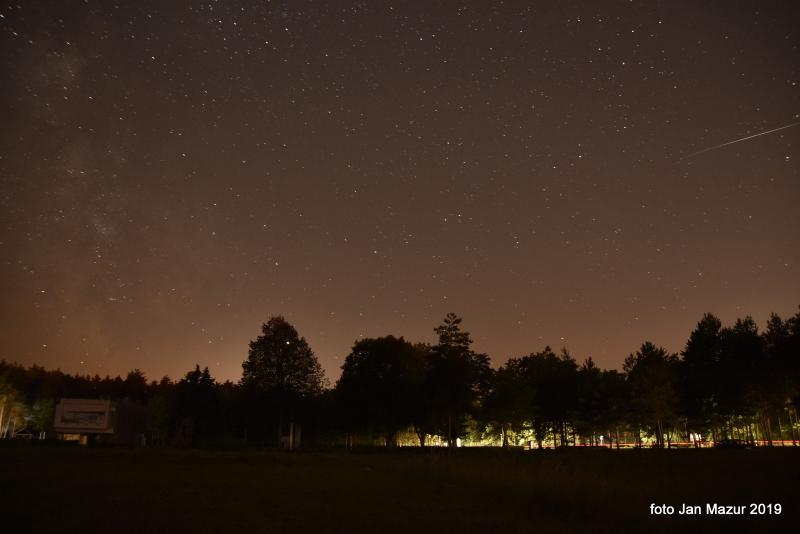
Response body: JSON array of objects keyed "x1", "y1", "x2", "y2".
[{"x1": 1, "y1": 445, "x2": 797, "y2": 533}]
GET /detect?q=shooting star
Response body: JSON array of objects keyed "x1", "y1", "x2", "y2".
[{"x1": 680, "y1": 120, "x2": 800, "y2": 161}]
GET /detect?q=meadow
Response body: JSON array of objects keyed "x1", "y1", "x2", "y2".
[{"x1": 1, "y1": 446, "x2": 797, "y2": 532}]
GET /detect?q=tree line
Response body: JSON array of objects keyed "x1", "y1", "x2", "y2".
[{"x1": 1, "y1": 308, "x2": 799, "y2": 448}]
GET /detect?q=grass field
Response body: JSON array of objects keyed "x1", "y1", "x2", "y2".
[{"x1": 1, "y1": 445, "x2": 797, "y2": 532}]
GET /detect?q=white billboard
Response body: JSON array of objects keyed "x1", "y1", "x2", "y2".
[{"x1": 53, "y1": 398, "x2": 114, "y2": 434}]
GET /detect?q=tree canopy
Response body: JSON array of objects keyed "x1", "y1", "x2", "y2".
[
  {"x1": 336, "y1": 335, "x2": 425, "y2": 447},
  {"x1": 2, "y1": 306, "x2": 800, "y2": 450},
  {"x1": 242, "y1": 316, "x2": 325, "y2": 399},
  {"x1": 241, "y1": 316, "x2": 325, "y2": 447},
  {"x1": 427, "y1": 313, "x2": 491, "y2": 447}
]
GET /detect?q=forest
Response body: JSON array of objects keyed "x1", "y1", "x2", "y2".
[{"x1": 1, "y1": 308, "x2": 799, "y2": 449}]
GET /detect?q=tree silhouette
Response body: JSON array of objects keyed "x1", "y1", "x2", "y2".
[
  {"x1": 434, "y1": 313, "x2": 473, "y2": 351},
  {"x1": 574, "y1": 358, "x2": 604, "y2": 445},
  {"x1": 785, "y1": 307, "x2": 800, "y2": 440},
  {"x1": 517, "y1": 347, "x2": 578, "y2": 448},
  {"x1": 598, "y1": 369, "x2": 630, "y2": 448},
  {"x1": 336, "y1": 336, "x2": 424, "y2": 447},
  {"x1": 717, "y1": 317, "x2": 762, "y2": 440},
  {"x1": 679, "y1": 313, "x2": 722, "y2": 443},
  {"x1": 175, "y1": 365, "x2": 218, "y2": 446},
  {"x1": 2, "y1": 305, "x2": 800, "y2": 449},
  {"x1": 624, "y1": 342, "x2": 678, "y2": 448},
  {"x1": 0, "y1": 375, "x2": 23, "y2": 438},
  {"x1": 573, "y1": 360, "x2": 631, "y2": 447},
  {"x1": 242, "y1": 316, "x2": 325, "y2": 447},
  {"x1": 429, "y1": 313, "x2": 491, "y2": 447},
  {"x1": 123, "y1": 369, "x2": 148, "y2": 404},
  {"x1": 481, "y1": 358, "x2": 532, "y2": 448},
  {"x1": 408, "y1": 342, "x2": 437, "y2": 447},
  {"x1": 755, "y1": 313, "x2": 793, "y2": 444}
]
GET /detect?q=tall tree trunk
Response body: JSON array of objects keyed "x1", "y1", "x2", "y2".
[
  {"x1": 447, "y1": 413, "x2": 453, "y2": 449},
  {"x1": 655, "y1": 419, "x2": 662, "y2": 448},
  {"x1": 277, "y1": 405, "x2": 284, "y2": 448},
  {"x1": 765, "y1": 414, "x2": 773, "y2": 446},
  {"x1": 416, "y1": 428, "x2": 427, "y2": 447}
]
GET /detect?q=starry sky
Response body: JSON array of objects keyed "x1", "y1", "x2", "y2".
[{"x1": 1, "y1": 1, "x2": 798, "y2": 383}]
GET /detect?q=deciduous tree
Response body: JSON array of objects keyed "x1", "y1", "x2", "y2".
[
  {"x1": 336, "y1": 336, "x2": 424, "y2": 447},
  {"x1": 242, "y1": 316, "x2": 325, "y2": 447}
]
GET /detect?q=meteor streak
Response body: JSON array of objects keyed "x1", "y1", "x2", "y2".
[{"x1": 681, "y1": 120, "x2": 800, "y2": 161}]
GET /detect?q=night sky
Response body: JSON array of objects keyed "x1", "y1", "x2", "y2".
[{"x1": 2, "y1": 1, "x2": 798, "y2": 383}]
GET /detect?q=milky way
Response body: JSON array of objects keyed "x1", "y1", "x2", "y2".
[{"x1": 1, "y1": 1, "x2": 798, "y2": 382}]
